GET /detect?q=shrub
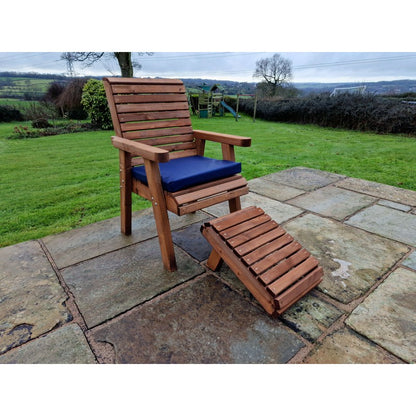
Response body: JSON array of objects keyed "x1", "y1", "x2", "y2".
[
  {"x1": 23, "y1": 101, "x2": 58, "y2": 122},
  {"x1": 81, "y1": 79, "x2": 112, "y2": 129},
  {"x1": 32, "y1": 118, "x2": 52, "y2": 128},
  {"x1": 57, "y1": 78, "x2": 88, "y2": 120},
  {"x1": 7, "y1": 121, "x2": 97, "y2": 139},
  {"x1": 42, "y1": 81, "x2": 66, "y2": 115},
  {"x1": 0, "y1": 105, "x2": 24, "y2": 122}
]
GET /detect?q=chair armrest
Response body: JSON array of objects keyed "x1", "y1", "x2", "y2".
[
  {"x1": 193, "y1": 130, "x2": 251, "y2": 147},
  {"x1": 111, "y1": 136, "x2": 170, "y2": 163}
]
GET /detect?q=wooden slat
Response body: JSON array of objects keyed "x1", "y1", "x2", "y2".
[
  {"x1": 112, "y1": 84, "x2": 186, "y2": 94},
  {"x1": 227, "y1": 221, "x2": 280, "y2": 249},
  {"x1": 234, "y1": 227, "x2": 286, "y2": 257},
  {"x1": 257, "y1": 248, "x2": 309, "y2": 285},
  {"x1": 178, "y1": 187, "x2": 248, "y2": 216},
  {"x1": 117, "y1": 102, "x2": 189, "y2": 113},
  {"x1": 242, "y1": 235, "x2": 297, "y2": 266},
  {"x1": 167, "y1": 149, "x2": 198, "y2": 160},
  {"x1": 275, "y1": 267, "x2": 323, "y2": 311},
  {"x1": 139, "y1": 134, "x2": 195, "y2": 147},
  {"x1": 174, "y1": 176, "x2": 247, "y2": 206},
  {"x1": 160, "y1": 142, "x2": 196, "y2": 152},
  {"x1": 105, "y1": 77, "x2": 183, "y2": 85},
  {"x1": 114, "y1": 93, "x2": 187, "y2": 104},
  {"x1": 123, "y1": 126, "x2": 193, "y2": 140},
  {"x1": 220, "y1": 214, "x2": 271, "y2": 240},
  {"x1": 209, "y1": 206, "x2": 264, "y2": 232},
  {"x1": 121, "y1": 118, "x2": 191, "y2": 132},
  {"x1": 251, "y1": 242, "x2": 303, "y2": 277},
  {"x1": 119, "y1": 110, "x2": 191, "y2": 123},
  {"x1": 267, "y1": 257, "x2": 319, "y2": 297}
]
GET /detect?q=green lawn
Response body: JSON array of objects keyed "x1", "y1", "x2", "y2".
[{"x1": 1, "y1": 114, "x2": 415, "y2": 248}]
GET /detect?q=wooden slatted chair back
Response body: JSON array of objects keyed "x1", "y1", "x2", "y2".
[{"x1": 103, "y1": 77, "x2": 195, "y2": 166}]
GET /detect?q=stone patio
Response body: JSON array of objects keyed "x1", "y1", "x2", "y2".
[{"x1": 1, "y1": 167, "x2": 415, "y2": 364}]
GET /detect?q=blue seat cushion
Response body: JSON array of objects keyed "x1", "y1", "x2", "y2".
[{"x1": 132, "y1": 155, "x2": 242, "y2": 193}]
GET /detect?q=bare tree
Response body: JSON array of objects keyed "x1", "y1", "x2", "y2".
[
  {"x1": 60, "y1": 52, "x2": 152, "y2": 77},
  {"x1": 253, "y1": 53, "x2": 292, "y2": 96}
]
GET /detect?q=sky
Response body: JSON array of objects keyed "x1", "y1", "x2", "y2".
[{"x1": 1, "y1": 51, "x2": 416, "y2": 84}]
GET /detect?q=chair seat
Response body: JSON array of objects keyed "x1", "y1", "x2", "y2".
[{"x1": 132, "y1": 155, "x2": 242, "y2": 193}]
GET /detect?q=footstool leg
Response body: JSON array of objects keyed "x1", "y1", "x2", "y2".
[{"x1": 206, "y1": 249, "x2": 223, "y2": 271}]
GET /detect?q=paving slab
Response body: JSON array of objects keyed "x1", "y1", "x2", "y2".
[
  {"x1": 61, "y1": 238, "x2": 204, "y2": 328},
  {"x1": 403, "y1": 251, "x2": 416, "y2": 271},
  {"x1": 279, "y1": 294, "x2": 344, "y2": 342},
  {"x1": 0, "y1": 241, "x2": 71, "y2": 354},
  {"x1": 172, "y1": 222, "x2": 212, "y2": 262},
  {"x1": 346, "y1": 267, "x2": 416, "y2": 363},
  {"x1": 89, "y1": 275, "x2": 305, "y2": 364},
  {"x1": 214, "y1": 263, "x2": 262, "y2": 306},
  {"x1": 378, "y1": 199, "x2": 412, "y2": 212},
  {"x1": 303, "y1": 327, "x2": 403, "y2": 364},
  {"x1": 213, "y1": 264, "x2": 343, "y2": 342},
  {"x1": 284, "y1": 214, "x2": 408, "y2": 303},
  {"x1": 346, "y1": 205, "x2": 416, "y2": 247},
  {"x1": 287, "y1": 186, "x2": 376, "y2": 220},
  {"x1": 262, "y1": 167, "x2": 345, "y2": 191},
  {"x1": 42, "y1": 208, "x2": 209, "y2": 269},
  {"x1": 202, "y1": 192, "x2": 303, "y2": 223},
  {"x1": 248, "y1": 177, "x2": 305, "y2": 201},
  {"x1": 0, "y1": 324, "x2": 96, "y2": 364},
  {"x1": 336, "y1": 177, "x2": 416, "y2": 206}
]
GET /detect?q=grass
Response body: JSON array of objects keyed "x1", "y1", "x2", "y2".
[
  {"x1": 0, "y1": 98, "x2": 38, "y2": 111},
  {"x1": 1, "y1": 114, "x2": 415, "y2": 248}
]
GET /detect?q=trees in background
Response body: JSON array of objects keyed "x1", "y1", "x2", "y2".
[
  {"x1": 254, "y1": 53, "x2": 295, "y2": 98},
  {"x1": 60, "y1": 52, "x2": 152, "y2": 77}
]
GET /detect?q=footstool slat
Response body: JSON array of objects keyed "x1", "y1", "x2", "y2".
[
  {"x1": 242, "y1": 234, "x2": 296, "y2": 266},
  {"x1": 266, "y1": 256, "x2": 319, "y2": 296},
  {"x1": 234, "y1": 227, "x2": 285, "y2": 257},
  {"x1": 210, "y1": 206, "x2": 264, "y2": 232},
  {"x1": 220, "y1": 214, "x2": 271, "y2": 239},
  {"x1": 255, "y1": 245, "x2": 307, "y2": 280},
  {"x1": 227, "y1": 221, "x2": 279, "y2": 249}
]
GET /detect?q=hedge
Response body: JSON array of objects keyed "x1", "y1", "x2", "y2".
[{"x1": 229, "y1": 94, "x2": 416, "y2": 135}]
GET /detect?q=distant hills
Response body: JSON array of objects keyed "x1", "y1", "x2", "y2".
[
  {"x1": 181, "y1": 78, "x2": 416, "y2": 96},
  {"x1": 294, "y1": 79, "x2": 416, "y2": 95},
  {"x1": 1, "y1": 71, "x2": 416, "y2": 99}
]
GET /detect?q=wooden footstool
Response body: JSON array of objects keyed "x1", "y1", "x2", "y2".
[{"x1": 201, "y1": 206, "x2": 323, "y2": 316}]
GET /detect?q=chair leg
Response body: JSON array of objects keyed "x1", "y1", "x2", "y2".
[
  {"x1": 119, "y1": 150, "x2": 132, "y2": 235},
  {"x1": 144, "y1": 159, "x2": 177, "y2": 272},
  {"x1": 120, "y1": 191, "x2": 132, "y2": 235},
  {"x1": 151, "y1": 201, "x2": 177, "y2": 272},
  {"x1": 206, "y1": 249, "x2": 223, "y2": 271},
  {"x1": 228, "y1": 196, "x2": 242, "y2": 213}
]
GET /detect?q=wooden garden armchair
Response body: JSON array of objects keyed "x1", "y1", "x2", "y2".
[{"x1": 103, "y1": 77, "x2": 251, "y2": 271}]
